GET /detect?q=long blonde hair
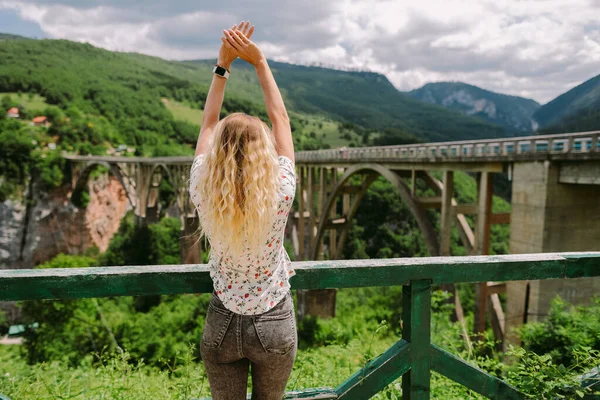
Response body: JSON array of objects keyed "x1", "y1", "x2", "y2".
[{"x1": 195, "y1": 113, "x2": 280, "y2": 257}]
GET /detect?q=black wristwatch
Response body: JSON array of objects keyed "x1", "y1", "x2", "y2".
[{"x1": 213, "y1": 64, "x2": 230, "y2": 79}]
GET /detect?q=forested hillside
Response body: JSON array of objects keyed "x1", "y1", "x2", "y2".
[
  {"x1": 535, "y1": 73, "x2": 600, "y2": 131},
  {"x1": 0, "y1": 38, "x2": 327, "y2": 200},
  {"x1": 189, "y1": 59, "x2": 506, "y2": 142},
  {"x1": 408, "y1": 82, "x2": 540, "y2": 134}
]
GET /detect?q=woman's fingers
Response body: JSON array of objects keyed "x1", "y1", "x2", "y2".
[
  {"x1": 237, "y1": 30, "x2": 251, "y2": 44},
  {"x1": 228, "y1": 29, "x2": 246, "y2": 47},
  {"x1": 242, "y1": 21, "x2": 250, "y2": 35},
  {"x1": 223, "y1": 30, "x2": 241, "y2": 50},
  {"x1": 247, "y1": 25, "x2": 255, "y2": 39},
  {"x1": 220, "y1": 37, "x2": 235, "y2": 50},
  {"x1": 230, "y1": 29, "x2": 250, "y2": 45}
]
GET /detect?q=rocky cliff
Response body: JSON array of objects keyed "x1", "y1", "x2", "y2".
[{"x1": 0, "y1": 174, "x2": 129, "y2": 269}]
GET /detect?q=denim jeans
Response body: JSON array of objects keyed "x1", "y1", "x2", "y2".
[{"x1": 200, "y1": 291, "x2": 297, "y2": 400}]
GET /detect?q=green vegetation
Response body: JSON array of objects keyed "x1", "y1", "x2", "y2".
[
  {"x1": 535, "y1": 73, "x2": 600, "y2": 131},
  {"x1": 163, "y1": 98, "x2": 204, "y2": 126},
  {"x1": 3, "y1": 271, "x2": 599, "y2": 399},
  {"x1": 342, "y1": 172, "x2": 510, "y2": 261},
  {"x1": 540, "y1": 106, "x2": 600, "y2": 134},
  {"x1": 0, "y1": 38, "x2": 328, "y2": 200},
  {"x1": 3, "y1": 92, "x2": 49, "y2": 110}
]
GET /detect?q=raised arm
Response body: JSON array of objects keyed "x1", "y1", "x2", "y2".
[
  {"x1": 194, "y1": 22, "x2": 254, "y2": 156},
  {"x1": 224, "y1": 29, "x2": 294, "y2": 161}
]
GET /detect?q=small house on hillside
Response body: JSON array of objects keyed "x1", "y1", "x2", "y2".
[
  {"x1": 6, "y1": 107, "x2": 19, "y2": 118},
  {"x1": 31, "y1": 116, "x2": 50, "y2": 127}
]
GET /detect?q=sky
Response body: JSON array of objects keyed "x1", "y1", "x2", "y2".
[{"x1": 1, "y1": 0, "x2": 599, "y2": 104}]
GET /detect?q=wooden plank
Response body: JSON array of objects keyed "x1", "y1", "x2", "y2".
[
  {"x1": 440, "y1": 171, "x2": 454, "y2": 256},
  {"x1": 430, "y1": 344, "x2": 524, "y2": 399},
  {"x1": 490, "y1": 213, "x2": 511, "y2": 225},
  {"x1": 402, "y1": 283, "x2": 412, "y2": 398},
  {"x1": 2, "y1": 253, "x2": 600, "y2": 301},
  {"x1": 408, "y1": 280, "x2": 432, "y2": 399},
  {"x1": 336, "y1": 339, "x2": 411, "y2": 399}
]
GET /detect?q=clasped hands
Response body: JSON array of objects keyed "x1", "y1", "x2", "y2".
[{"x1": 217, "y1": 20, "x2": 265, "y2": 70}]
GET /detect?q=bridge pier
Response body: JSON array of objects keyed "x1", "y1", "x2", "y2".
[
  {"x1": 506, "y1": 160, "x2": 600, "y2": 348},
  {"x1": 181, "y1": 216, "x2": 203, "y2": 265}
]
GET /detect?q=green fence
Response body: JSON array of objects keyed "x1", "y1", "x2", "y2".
[{"x1": 2, "y1": 252, "x2": 600, "y2": 399}]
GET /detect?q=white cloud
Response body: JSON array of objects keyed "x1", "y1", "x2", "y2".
[{"x1": 1, "y1": 0, "x2": 599, "y2": 103}]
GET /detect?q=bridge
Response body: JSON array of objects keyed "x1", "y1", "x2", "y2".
[{"x1": 66, "y1": 130, "x2": 600, "y2": 344}]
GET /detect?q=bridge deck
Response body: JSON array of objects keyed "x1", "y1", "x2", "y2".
[{"x1": 65, "y1": 130, "x2": 600, "y2": 166}]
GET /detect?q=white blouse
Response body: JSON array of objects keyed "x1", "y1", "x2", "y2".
[{"x1": 189, "y1": 154, "x2": 297, "y2": 315}]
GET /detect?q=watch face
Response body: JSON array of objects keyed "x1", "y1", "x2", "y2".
[{"x1": 215, "y1": 66, "x2": 226, "y2": 75}]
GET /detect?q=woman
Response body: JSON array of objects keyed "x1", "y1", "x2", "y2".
[{"x1": 188, "y1": 21, "x2": 297, "y2": 400}]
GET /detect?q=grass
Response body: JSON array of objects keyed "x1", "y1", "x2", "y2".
[
  {"x1": 0, "y1": 325, "x2": 473, "y2": 400},
  {"x1": 0, "y1": 288, "x2": 487, "y2": 400},
  {"x1": 163, "y1": 98, "x2": 204, "y2": 126},
  {"x1": 161, "y1": 97, "x2": 362, "y2": 149},
  {"x1": 2, "y1": 92, "x2": 49, "y2": 111}
]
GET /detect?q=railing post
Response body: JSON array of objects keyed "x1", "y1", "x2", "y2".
[{"x1": 402, "y1": 279, "x2": 432, "y2": 400}]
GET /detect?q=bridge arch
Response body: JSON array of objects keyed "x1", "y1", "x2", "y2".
[
  {"x1": 143, "y1": 163, "x2": 178, "y2": 219},
  {"x1": 71, "y1": 161, "x2": 135, "y2": 209},
  {"x1": 311, "y1": 164, "x2": 440, "y2": 260}
]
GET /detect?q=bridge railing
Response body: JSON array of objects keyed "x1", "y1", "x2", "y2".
[
  {"x1": 296, "y1": 130, "x2": 600, "y2": 162},
  {"x1": 2, "y1": 252, "x2": 600, "y2": 399}
]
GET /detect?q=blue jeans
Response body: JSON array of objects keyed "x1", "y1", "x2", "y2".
[{"x1": 200, "y1": 291, "x2": 297, "y2": 399}]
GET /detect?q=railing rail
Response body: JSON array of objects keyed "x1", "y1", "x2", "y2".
[
  {"x1": 296, "y1": 130, "x2": 600, "y2": 163},
  {"x1": 2, "y1": 252, "x2": 600, "y2": 400},
  {"x1": 64, "y1": 130, "x2": 600, "y2": 165}
]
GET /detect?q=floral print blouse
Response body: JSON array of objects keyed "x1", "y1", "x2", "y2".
[{"x1": 189, "y1": 154, "x2": 296, "y2": 315}]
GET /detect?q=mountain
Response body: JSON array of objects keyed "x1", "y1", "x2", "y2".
[
  {"x1": 534, "y1": 73, "x2": 600, "y2": 132},
  {"x1": 407, "y1": 82, "x2": 540, "y2": 134},
  {"x1": 0, "y1": 33, "x2": 30, "y2": 41},
  {"x1": 0, "y1": 34, "x2": 507, "y2": 152},
  {"x1": 186, "y1": 59, "x2": 506, "y2": 142}
]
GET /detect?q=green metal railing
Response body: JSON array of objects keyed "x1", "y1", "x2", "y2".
[{"x1": 2, "y1": 252, "x2": 600, "y2": 399}]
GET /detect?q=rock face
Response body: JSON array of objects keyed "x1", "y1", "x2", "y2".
[
  {"x1": 0, "y1": 174, "x2": 130, "y2": 269},
  {"x1": 408, "y1": 82, "x2": 541, "y2": 134}
]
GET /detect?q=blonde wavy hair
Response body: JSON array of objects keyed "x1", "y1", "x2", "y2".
[{"x1": 195, "y1": 113, "x2": 280, "y2": 257}]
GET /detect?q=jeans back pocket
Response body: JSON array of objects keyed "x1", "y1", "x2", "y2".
[
  {"x1": 253, "y1": 309, "x2": 296, "y2": 355},
  {"x1": 202, "y1": 303, "x2": 233, "y2": 348}
]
